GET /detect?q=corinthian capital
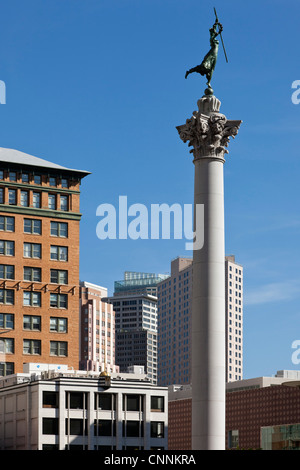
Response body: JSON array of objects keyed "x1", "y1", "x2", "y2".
[{"x1": 176, "y1": 96, "x2": 242, "y2": 162}]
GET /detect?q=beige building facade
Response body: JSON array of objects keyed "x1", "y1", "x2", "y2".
[
  {"x1": 157, "y1": 255, "x2": 243, "y2": 386},
  {"x1": 79, "y1": 281, "x2": 119, "y2": 374}
]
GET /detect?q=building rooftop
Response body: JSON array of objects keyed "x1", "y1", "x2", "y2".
[
  {"x1": 0, "y1": 147, "x2": 91, "y2": 178},
  {"x1": 114, "y1": 271, "x2": 169, "y2": 293},
  {"x1": 226, "y1": 370, "x2": 300, "y2": 392},
  {"x1": 0, "y1": 363, "x2": 166, "y2": 389},
  {"x1": 168, "y1": 371, "x2": 300, "y2": 400},
  {"x1": 80, "y1": 280, "x2": 108, "y2": 295}
]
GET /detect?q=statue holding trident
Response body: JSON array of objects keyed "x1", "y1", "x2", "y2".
[{"x1": 185, "y1": 8, "x2": 228, "y2": 96}]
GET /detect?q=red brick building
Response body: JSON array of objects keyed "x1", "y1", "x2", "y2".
[
  {"x1": 226, "y1": 384, "x2": 300, "y2": 449},
  {"x1": 0, "y1": 147, "x2": 89, "y2": 374},
  {"x1": 168, "y1": 396, "x2": 192, "y2": 450},
  {"x1": 168, "y1": 373, "x2": 300, "y2": 450}
]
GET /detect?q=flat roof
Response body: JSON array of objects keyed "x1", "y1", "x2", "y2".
[{"x1": 0, "y1": 147, "x2": 91, "y2": 178}]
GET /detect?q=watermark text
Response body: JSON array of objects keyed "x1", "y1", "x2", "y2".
[{"x1": 96, "y1": 196, "x2": 204, "y2": 251}]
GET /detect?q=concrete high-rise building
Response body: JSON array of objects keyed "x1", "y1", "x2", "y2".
[
  {"x1": 104, "y1": 272, "x2": 168, "y2": 385},
  {"x1": 79, "y1": 281, "x2": 119, "y2": 374},
  {"x1": 225, "y1": 255, "x2": 243, "y2": 383},
  {"x1": 157, "y1": 255, "x2": 243, "y2": 386},
  {"x1": 157, "y1": 258, "x2": 193, "y2": 387},
  {"x1": 0, "y1": 147, "x2": 90, "y2": 375}
]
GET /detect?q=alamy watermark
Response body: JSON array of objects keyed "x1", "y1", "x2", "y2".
[
  {"x1": 291, "y1": 340, "x2": 300, "y2": 365},
  {"x1": 0, "y1": 81, "x2": 6, "y2": 104},
  {"x1": 96, "y1": 196, "x2": 204, "y2": 251},
  {"x1": 291, "y1": 80, "x2": 300, "y2": 104}
]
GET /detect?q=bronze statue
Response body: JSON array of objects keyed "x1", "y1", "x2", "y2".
[{"x1": 185, "y1": 9, "x2": 228, "y2": 96}]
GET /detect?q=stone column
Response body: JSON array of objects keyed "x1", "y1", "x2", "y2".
[{"x1": 177, "y1": 95, "x2": 241, "y2": 450}]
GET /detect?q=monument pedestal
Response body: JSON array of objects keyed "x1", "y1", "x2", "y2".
[{"x1": 177, "y1": 95, "x2": 241, "y2": 450}]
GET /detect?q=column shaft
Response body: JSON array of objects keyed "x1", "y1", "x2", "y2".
[{"x1": 192, "y1": 157, "x2": 225, "y2": 450}]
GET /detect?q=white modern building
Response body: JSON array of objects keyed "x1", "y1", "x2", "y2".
[
  {"x1": 225, "y1": 256, "x2": 243, "y2": 382},
  {"x1": 0, "y1": 363, "x2": 168, "y2": 450}
]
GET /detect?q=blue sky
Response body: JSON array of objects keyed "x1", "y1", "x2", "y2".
[{"x1": 0, "y1": 0, "x2": 300, "y2": 380}]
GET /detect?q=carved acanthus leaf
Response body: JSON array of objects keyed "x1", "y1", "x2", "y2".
[{"x1": 176, "y1": 101, "x2": 241, "y2": 161}]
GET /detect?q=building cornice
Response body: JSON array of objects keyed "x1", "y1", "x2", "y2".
[{"x1": 0, "y1": 204, "x2": 82, "y2": 220}]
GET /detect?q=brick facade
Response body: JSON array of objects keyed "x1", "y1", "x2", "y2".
[
  {"x1": 168, "y1": 385, "x2": 300, "y2": 450},
  {"x1": 0, "y1": 153, "x2": 89, "y2": 374},
  {"x1": 168, "y1": 398, "x2": 192, "y2": 450},
  {"x1": 226, "y1": 385, "x2": 300, "y2": 449}
]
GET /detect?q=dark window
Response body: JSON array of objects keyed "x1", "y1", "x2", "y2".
[
  {"x1": 24, "y1": 267, "x2": 41, "y2": 282},
  {"x1": 50, "y1": 317, "x2": 67, "y2": 333},
  {"x1": 23, "y1": 315, "x2": 41, "y2": 331},
  {"x1": 22, "y1": 173, "x2": 29, "y2": 183},
  {"x1": 23, "y1": 243, "x2": 41, "y2": 258},
  {"x1": 50, "y1": 269, "x2": 68, "y2": 284},
  {"x1": 8, "y1": 189, "x2": 16, "y2": 205},
  {"x1": 50, "y1": 293, "x2": 67, "y2": 309},
  {"x1": 43, "y1": 391, "x2": 59, "y2": 408},
  {"x1": 151, "y1": 396, "x2": 165, "y2": 412},
  {"x1": 48, "y1": 194, "x2": 56, "y2": 210},
  {"x1": 228, "y1": 430, "x2": 239, "y2": 449},
  {"x1": 123, "y1": 394, "x2": 144, "y2": 412},
  {"x1": 0, "y1": 264, "x2": 15, "y2": 280},
  {"x1": 60, "y1": 195, "x2": 68, "y2": 211},
  {"x1": 43, "y1": 418, "x2": 59, "y2": 435},
  {"x1": 94, "y1": 420, "x2": 116, "y2": 437},
  {"x1": 0, "y1": 289, "x2": 14, "y2": 305},
  {"x1": 0, "y1": 338, "x2": 14, "y2": 354},
  {"x1": 0, "y1": 241, "x2": 14, "y2": 256},
  {"x1": 24, "y1": 219, "x2": 42, "y2": 235},
  {"x1": 95, "y1": 393, "x2": 116, "y2": 411},
  {"x1": 123, "y1": 420, "x2": 143, "y2": 438},
  {"x1": 20, "y1": 191, "x2": 29, "y2": 207},
  {"x1": 50, "y1": 221, "x2": 68, "y2": 238},
  {"x1": 0, "y1": 313, "x2": 14, "y2": 329},
  {"x1": 23, "y1": 339, "x2": 41, "y2": 355},
  {"x1": 66, "y1": 392, "x2": 87, "y2": 409},
  {"x1": 32, "y1": 192, "x2": 41, "y2": 208},
  {"x1": 50, "y1": 246, "x2": 68, "y2": 261},
  {"x1": 0, "y1": 362, "x2": 14, "y2": 376},
  {"x1": 23, "y1": 291, "x2": 41, "y2": 307},
  {"x1": 50, "y1": 341, "x2": 67, "y2": 356},
  {"x1": 34, "y1": 175, "x2": 41, "y2": 185},
  {"x1": 65, "y1": 419, "x2": 88, "y2": 436},
  {"x1": 0, "y1": 217, "x2": 14, "y2": 232},
  {"x1": 151, "y1": 422, "x2": 164, "y2": 438}
]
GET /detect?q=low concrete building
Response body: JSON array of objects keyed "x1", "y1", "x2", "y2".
[{"x1": 0, "y1": 363, "x2": 168, "y2": 450}]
